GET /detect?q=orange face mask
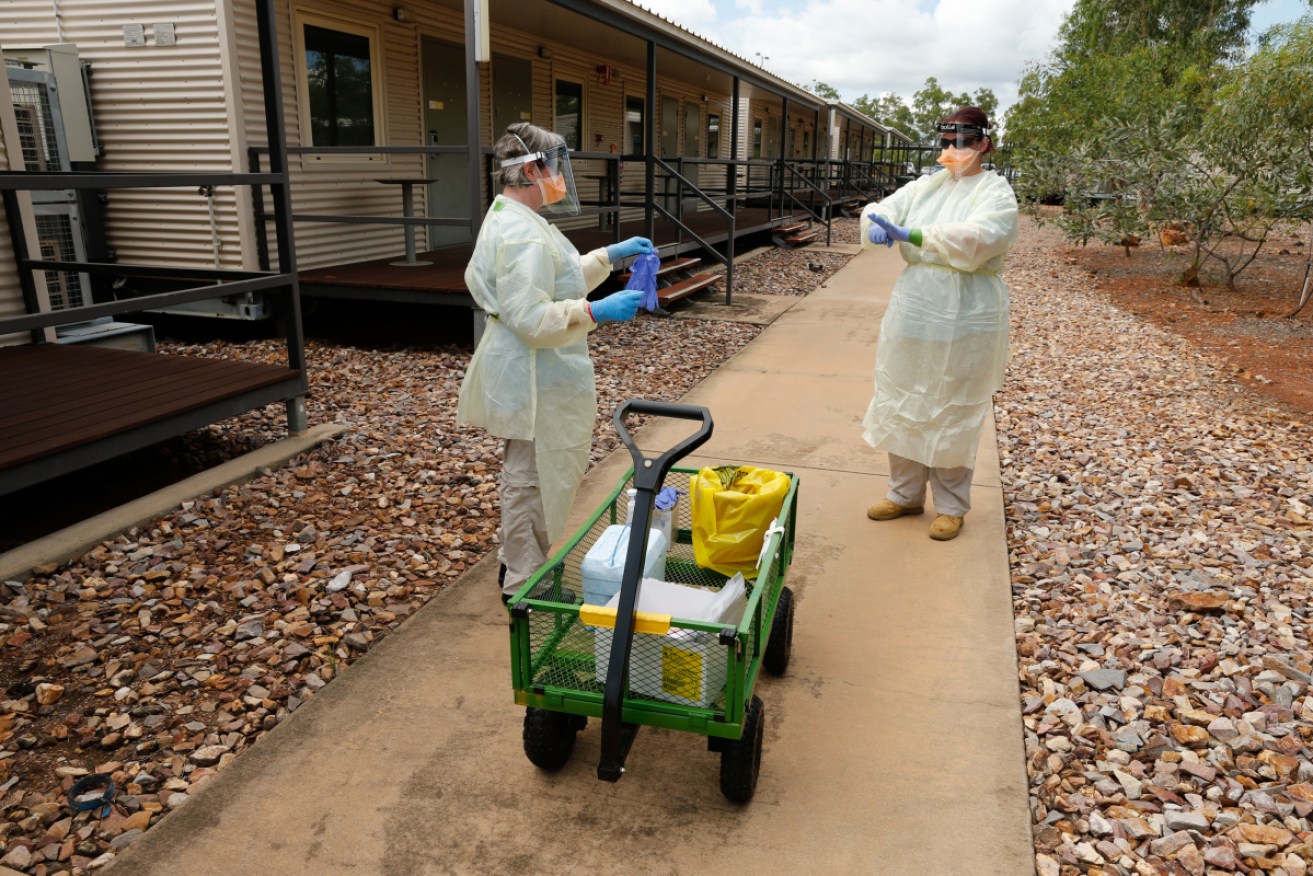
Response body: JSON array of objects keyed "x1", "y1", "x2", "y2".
[
  {"x1": 936, "y1": 146, "x2": 979, "y2": 175},
  {"x1": 540, "y1": 171, "x2": 568, "y2": 204}
]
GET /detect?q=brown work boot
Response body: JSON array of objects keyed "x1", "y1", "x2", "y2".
[
  {"x1": 929, "y1": 515, "x2": 964, "y2": 541},
  {"x1": 866, "y1": 499, "x2": 925, "y2": 521}
]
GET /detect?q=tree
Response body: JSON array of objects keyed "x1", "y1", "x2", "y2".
[
  {"x1": 1208, "y1": 18, "x2": 1313, "y2": 309},
  {"x1": 1005, "y1": 0, "x2": 1312, "y2": 294},
  {"x1": 852, "y1": 92, "x2": 917, "y2": 139},
  {"x1": 808, "y1": 80, "x2": 841, "y2": 100}
]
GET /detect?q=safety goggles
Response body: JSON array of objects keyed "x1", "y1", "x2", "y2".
[{"x1": 936, "y1": 123, "x2": 989, "y2": 150}]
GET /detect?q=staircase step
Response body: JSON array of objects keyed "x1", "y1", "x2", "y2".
[
  {"x1": 657, "y1": 273, "x2": 719, "y2": 305},
  {"x1": 617, "y1": 256, "x2": 700, "y2": 283},
  {"x1": 783, "y1": 231, "x2": 820, "y2": 247},
  {"x1": 775, "y1": 222, "x2": 808, "y2": 234}
]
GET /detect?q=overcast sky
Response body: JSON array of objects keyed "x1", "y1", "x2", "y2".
[{"x1": 631, "y1": 0, "x2": 1312, "y2": 119}]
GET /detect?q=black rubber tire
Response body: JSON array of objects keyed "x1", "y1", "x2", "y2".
[
  {"x1": 763, "y1": 586, "x2": 795, "y2": 676},
  {"x1": 523, "y1": 708, "x2": 581, "y2": 771},
  {"x1": 720, "y1": 695, "x2": 764, "y2": 803}
]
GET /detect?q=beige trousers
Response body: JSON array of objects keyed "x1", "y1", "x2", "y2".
[
  {"x1": 886, "y1": 453, "x2": 973, "y2": 517},
  {"x1": 498, "y1": 439, "x2": 550, "y2": 597}
]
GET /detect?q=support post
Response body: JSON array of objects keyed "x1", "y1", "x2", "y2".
[{"x1": 644, "y1": 41, "x2": 656, "y2": 242}]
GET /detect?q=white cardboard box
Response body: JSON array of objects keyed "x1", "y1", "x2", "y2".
[{"x1": 593, "y1": 576, "x2": 745, "y2": 707}]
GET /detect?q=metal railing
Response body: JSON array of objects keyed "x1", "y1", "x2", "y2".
[{"x1": 248, "y1": 144, "x2": 474, "y2": 272}]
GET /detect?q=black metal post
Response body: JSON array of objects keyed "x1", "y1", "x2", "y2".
[
  {"x1": 255, "y1": 0, "x2": 307, "y2": 433},
  {"x1": 2, "y1": 189, "x2": 46, "y2": 345},
  {"x1": 727, "y1": 77, "x2": 739, "y2": 306},
  {"x1": 248, "y1": 147, "x2": 270, "y2": 272},
  {"x1": 644, "y1": 41, "x2": 656, "y2": 242},
  {"x1": 465, "y1": 0, "x2": 483, "y2": 244}
]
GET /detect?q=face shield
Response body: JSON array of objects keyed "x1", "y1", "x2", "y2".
[{"x1": 499, "y1": 143, "x2": 580, "y2": 216}]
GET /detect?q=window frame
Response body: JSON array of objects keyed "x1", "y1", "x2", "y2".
[
  {"x1": 554, "y1": 78, "x2": 584, "y2": 151},
  {"x1": 292, "y1": 9, "x2": 386, "y2": 164}
]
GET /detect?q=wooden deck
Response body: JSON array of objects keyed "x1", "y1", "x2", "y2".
[
  {"x1": 0, "y1": 344, "x2": 306, "y2": 495},
  {"x1": 298, "y1": 207, "x2": 794, "y2": 301}
]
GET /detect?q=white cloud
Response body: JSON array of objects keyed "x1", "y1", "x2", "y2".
[{"x1": 634, "y1": 0, "x2": 1078, "y2": 120}]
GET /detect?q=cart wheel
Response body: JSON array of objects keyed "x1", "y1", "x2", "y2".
[
  {"x1": 523, "y1": 708, "x2": 584, "y2": 771},
  {"x1": 720, "y1": 695, "x2": 764, "y2": 803},
  {"x1": 763, "y1": 586, "x2": 795, "y2": 676}
]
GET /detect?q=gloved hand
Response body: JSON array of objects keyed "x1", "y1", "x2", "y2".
[
  {"x1": 871, "y1": 215, "x2": 912, "y2": 244},
  {"x1": 865, "y1": 215, "x2": 893, "y2": 248},
  {"x1": 590, "y1": 289, "x2": 644, "y2": 323},
  {"x1": 606, "y1": 237, "x2": 656, "y2": 264}
]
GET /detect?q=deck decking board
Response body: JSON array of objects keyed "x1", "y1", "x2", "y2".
[{"x1": 0, "y1": 344, "x2": 302, "y2": 475}]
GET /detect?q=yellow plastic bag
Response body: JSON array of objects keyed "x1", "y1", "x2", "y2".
[{"x1": 690, "y1": 466, "x2": 790, "y2": 579}]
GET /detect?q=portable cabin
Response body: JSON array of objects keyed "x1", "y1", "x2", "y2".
[
  {"x1": 826, "y1": 101, "x2": 912, "y2": 200},
  {"x1": 2, "y1": 0, "x2": 889, "y2": 327}
]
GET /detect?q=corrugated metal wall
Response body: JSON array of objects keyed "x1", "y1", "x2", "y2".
[
  {"x1": 235, "y1": 0, "x2": 429, "y2": 270},
  {"x1": 3, "y1": 0, "x2": 247, "y2": 270}
]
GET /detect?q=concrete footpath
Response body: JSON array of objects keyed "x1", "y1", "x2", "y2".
[{"x1": 107, "y1": 246, "x2": 1033, "y2": 875}]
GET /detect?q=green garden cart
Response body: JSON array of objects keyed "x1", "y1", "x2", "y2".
[{"x1": 507, "y1": 399, "x2": 799, "y2": 802}]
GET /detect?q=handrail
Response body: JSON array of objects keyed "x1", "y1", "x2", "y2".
[
  {"x1": 779, "y1": 162, "x2": 833, "y2": 245},
  {"x1": 650, "y1": 156, "x2": 734, "y2": 304}
]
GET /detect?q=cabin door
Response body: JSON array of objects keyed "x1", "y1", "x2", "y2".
[
  {"x1": 422, "y1": 36, "x2": 470, "y2": 248},
  {"x1": 491, "y1": 54, "x2": 533, "y2": 144}
]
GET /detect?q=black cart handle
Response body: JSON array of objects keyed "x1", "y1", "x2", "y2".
[
  {"x1": 612, "y1": 399, "x2": 713, "y2": 493},
  {"x1": 597, "y1": 399, "x2": 713, "y2": 783}
]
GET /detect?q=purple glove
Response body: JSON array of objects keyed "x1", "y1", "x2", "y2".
[
  {"x1": 625, "y1": 252, "x2": 661, "y2": 312},
  {"x1": 872, "y1": 215, "x2": 912, "y2": 243},
  {"x1": 866, "y1": 215, "x2": 893, "y2": 248}
]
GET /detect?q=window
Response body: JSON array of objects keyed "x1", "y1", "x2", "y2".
[
  {"x1": 706, "y1": 113, "x2": 720, "y2": 159},
  {"x1": 555, "y1": 79, "x2": 583, "y2": 150},
  {"x1": 752, "y1": 119, "x2": 763, "y2": 159},
  {"x1": 625, "y1": 96, "x2": 644, "y2": 155},
  {"x1": 295, "y1": 13, "x2": 383, "y2": 159}
]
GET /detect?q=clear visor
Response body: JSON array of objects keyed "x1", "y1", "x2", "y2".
[{"x1": 499, "y1": 144, "x2": 579, "y2": 216}]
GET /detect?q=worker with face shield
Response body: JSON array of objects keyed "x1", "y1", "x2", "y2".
[
  {"x1": 458, "y1": 122, "x2": 656, "y2": 600},
  {"x1": 858, "y1": 106, "x2": 1018, "y2": 541}
]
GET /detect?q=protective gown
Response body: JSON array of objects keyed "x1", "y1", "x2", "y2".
[
  {"x1": 457, "y1": 195, "x2": 612, "y2": 542},
  {"x1": 859, "y1": 170, "x2": 1018, "y2": 469}
]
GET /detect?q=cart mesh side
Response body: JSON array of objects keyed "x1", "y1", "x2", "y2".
[{"x1": 514, "y1": 468, "x2": 788, "y2": 718}]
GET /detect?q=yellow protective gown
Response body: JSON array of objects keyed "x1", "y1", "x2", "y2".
[
  {"x1": 859, "y1": 170, "x2": 1018, "y2": 469},
  {"x1": 457, "y1": 195, "x2": 613, "y2": 542}
]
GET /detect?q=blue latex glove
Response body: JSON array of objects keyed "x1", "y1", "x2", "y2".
[
  {"x1": 590, "y1": 289, "x2": 644, "y2": 323},
  {"x1": 865, "y1": 215, "x2": 893, "y2": 248},
  {"x1": 871, "y1": 214, "x2": 912, "y2": 243},
  {"x1": 606, "y1": 236, "x2": 656, "y2": 263}
]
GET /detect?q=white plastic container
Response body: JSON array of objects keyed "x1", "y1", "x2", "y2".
[
  {"x1": 580, "y1": 523, "x2": 668, "y2": 607},
  {"x1": 627, "y1": 487, "x2": 676, "y2": 548}
]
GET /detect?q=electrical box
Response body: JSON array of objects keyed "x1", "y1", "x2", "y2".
[{"x1": 3, "y1": 44, "x2": 99, "y2": 163}]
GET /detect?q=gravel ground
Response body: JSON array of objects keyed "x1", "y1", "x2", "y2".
[
  {"x1": 0, "y1": 243, "x2": 839, "y2": 873},
  {"x1": 12, "y1": 213, "x2": 1310, "y2": 875},
  {"x1": 1001, "y1": 221, "x2": 1313, "y2": 876}
]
